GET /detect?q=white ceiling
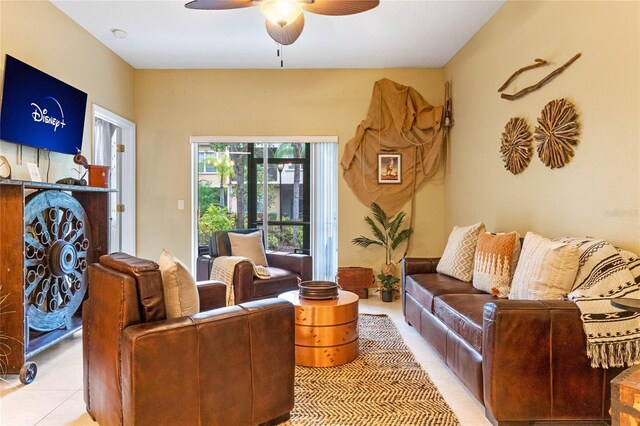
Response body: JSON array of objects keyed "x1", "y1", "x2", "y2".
[{"x1": 51, "y1": 0, "x2": 505, "y2": 69}]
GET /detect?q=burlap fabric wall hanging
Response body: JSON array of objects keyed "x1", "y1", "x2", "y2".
[{"x1": 341, "y1": 78, "x2": 446, "y2": 217}]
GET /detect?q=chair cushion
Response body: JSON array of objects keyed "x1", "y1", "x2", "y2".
[
  {"x1": 158, "y1": 249, "x2": 200, "y2": 318},
  {"x1": 434, "y1": 294, "x2": 496, "y2": 353},
  {"x1": 252, "y1": 267, "x2": 299, "y2": 298},
  {"x1": 509, "y1": 232, "x2": 579, "y2": 300},
  {"x1": 229, "y1": 231, "x2": 269, "y2": 267},
  {"x1": 473, "y1": 232, "x2": 521, "y2": 298},
  {"x1": 405, "y1": 273, "x2": 486, "y2": 314},
  {"x1": 437, "y1": 222, "x2": 485, "y2": 282}
]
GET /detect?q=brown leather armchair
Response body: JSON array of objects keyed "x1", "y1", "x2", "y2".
[
  {"x1": 196, "y1": 229, "x2": 312, "y2": 304},
  {"x1": 83, "y1": 253, "x2": 294, "y2": 426}
]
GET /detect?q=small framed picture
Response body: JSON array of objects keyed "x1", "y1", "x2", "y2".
[{"x1": 378, "y1": 153, "x2": 401, "y2": 184}]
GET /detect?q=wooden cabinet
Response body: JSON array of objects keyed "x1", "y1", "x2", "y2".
[{"x1": 0, "y1": 180, "x2": 110, "y2": 383}]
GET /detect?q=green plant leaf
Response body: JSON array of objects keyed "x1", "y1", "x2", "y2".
[
  {"x1": 364, "y1": 216, "x2": 386, "y2": 245},
  {"x1": 391, "y1": 228, "x2": 414, "y2": 251},
  {"x1": 388, "y1": 211, "x2": 406, "y2": 239},
  {"x1": 376, "y1": 273, "x2": 400, "y2": 290},
  {"x1": 351, "y1": 236, "x2": 384, "y2": 248},
  {"x1": 371, "y1": 202, "x2": 389, "y2": 229}
]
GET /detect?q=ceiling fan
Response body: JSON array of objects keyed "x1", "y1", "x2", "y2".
[{"x1": 185, "y1": 0, "x2": 380, "y2": 46}]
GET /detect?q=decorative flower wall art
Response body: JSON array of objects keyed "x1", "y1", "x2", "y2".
[
  {"x1": 500, "y1": 117, "x2": 533, "y2": 175},
  {"x1": 534, "y1": 98, "x2": 580, "y2": 169}
]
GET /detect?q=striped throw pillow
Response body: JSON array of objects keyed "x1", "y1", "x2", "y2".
[{"x1": 509, "y1": 232, "x2": 579, "y2": 300}]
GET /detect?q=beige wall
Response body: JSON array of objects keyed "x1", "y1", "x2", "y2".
[
  {"x1": 4, "y1": 0, "x2": 638, "y2": 271},
  {"x1": 0, "y1": 1, "x2": 135, "y2": 182},
  {"x1": 443, "y1": 0, "x2": 640, "y2": 253},
  {"x1": 135, "y1": 69, "x2": 446, "y2": 268}
]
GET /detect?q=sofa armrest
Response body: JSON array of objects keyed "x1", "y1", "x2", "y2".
[
  {"x1": 482, "y1": 299, "x2": 616, "y2": 423},
  {"x1": 266, "y1": 252, "x2": 312, "y2": 281},
  {"x1": 402, "y1": 257, "x2": 441, "y2": 276},
  {"x1": 196, "y1": 280, "x2": 226, "y2": 311},
  {"x1": 121, "y1": 299, "x2": 294, "y2": 425},
  {"x1": 196, "y1": 255, "x2": 213, "y2": 281},
  {"x1": 232, "y1": 261, "x2": 256, "y2": 304}
]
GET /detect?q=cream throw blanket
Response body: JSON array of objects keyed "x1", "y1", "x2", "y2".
[
  {"x1": 210, "y1": 256, "x2": 271, "y2": 306},
  {"x1": 559, "y1": 238, "x2": 640, "y2": 368}
]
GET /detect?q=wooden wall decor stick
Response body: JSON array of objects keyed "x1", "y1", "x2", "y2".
[
  {"x1": 534, "y1": 98, "x2": 580, "y2": 169},
  {"x1": 501, "y1": 53, "x2": 582, "y2": 101},
  {"x1": 498, "y1": 58, "x2": 548, "y2": 92},
  {"x1": 500, "y1": 117, "x2": 533, "y2": 175}
]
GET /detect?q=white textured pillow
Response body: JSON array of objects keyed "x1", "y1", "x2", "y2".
[
  {"x1": 228, "y1": 231, "x2": 268, "y2": 266},
  {"x1": 158, "y1": 249, "x2": 200, "y2": 318},
  {"x1": 509, "y1": 232, "x2": 579, "y2": 300},
  {"x1": 436, "y1": 222, "x2": 486, "y2": 282}
]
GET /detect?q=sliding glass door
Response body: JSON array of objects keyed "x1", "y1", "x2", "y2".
[
  {"x1": 196, "y1": 142, "x2": 310, "y2": 254},
  {"x1": 248, "y1": 143, "x2": 310, "y2": 253},
  {"x1": 193, "y1": 137, "x2": 337, "y2": 280}
]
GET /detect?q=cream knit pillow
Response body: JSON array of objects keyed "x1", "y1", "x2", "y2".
[
  {"x1": 228, "y1": 230, "x2": 269, "y2": 266},
  {"x1": 509, "y1": 232, "x2": 579, "y2": 300},
  {"x1": 436, "y1": 222, "x2": 485, "y2": 282},
  {"x1": 158, "y1": 249, "x2": 200, "y2": 318}
]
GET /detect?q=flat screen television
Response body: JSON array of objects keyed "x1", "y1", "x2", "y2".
[{"x1": 0, "y1": 55, "x2": 88, "y2": 155}]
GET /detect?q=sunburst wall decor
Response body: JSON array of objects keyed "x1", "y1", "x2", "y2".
[
  {"x1": 534, "y1": 98, "x2": 580, "y2": 169},
  {"x1": 500, "y1": 117, "x2": 532, "y2": 175}
]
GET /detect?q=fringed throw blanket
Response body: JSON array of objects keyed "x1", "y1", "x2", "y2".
[
  {"x1": 559, "y1": 238, "x2": 640, "y2": 368},
  {"x1": 210, "y1": 256, "x2": 271, "y2": 306}
]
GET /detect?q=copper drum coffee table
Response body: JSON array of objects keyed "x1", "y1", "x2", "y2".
[{"x1": 279, "y1": 289, "x2": 359, "y2": 367}]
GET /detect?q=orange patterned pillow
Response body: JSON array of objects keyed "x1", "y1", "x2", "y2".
[{"x1": 472, "y1": 232, "x2": 520, "y2": 297}]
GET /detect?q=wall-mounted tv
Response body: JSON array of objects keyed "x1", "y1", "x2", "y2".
[{"x1": 0, "y1": 55, "x2": 88, "y2": 155}]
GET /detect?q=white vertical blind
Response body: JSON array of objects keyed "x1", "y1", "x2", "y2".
[{"x1": 311, "y1": 143, "x2": 338, "y2": 281}]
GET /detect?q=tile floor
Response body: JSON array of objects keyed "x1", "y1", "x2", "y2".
[{"x1": 0, "y1": 296, "x2": 491, "y2": 426}]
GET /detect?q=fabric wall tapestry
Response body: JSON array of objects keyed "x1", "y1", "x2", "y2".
[{"x1": 341, "y1": 78, "x2": 445, "y2": 217}]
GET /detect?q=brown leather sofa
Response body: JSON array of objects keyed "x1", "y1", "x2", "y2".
[
  {"x1": 402, "y1": 257, "x2": 623, "y2": 425},
  {"x1": 196, "y1": 228, "x2": 312, "y2": 304},
  {"x1": 83, "y1": 253, "x2": 294, "y2": 426}
]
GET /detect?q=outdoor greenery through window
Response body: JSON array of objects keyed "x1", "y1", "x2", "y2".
[{"x1": 197, "y1": 142, "x2": 310, "y2": 254}]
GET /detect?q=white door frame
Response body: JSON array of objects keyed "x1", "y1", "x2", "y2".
[{"x1": 92, "y1": 104, "x2": 136, "y2": 255}]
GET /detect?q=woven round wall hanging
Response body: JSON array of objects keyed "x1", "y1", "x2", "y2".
[
  {"x1": 500, "y1": 117, "x2": 532, "y2": 175},
  {"x1": 534, "y1": 98, "x2": 580, "y2": 169}
]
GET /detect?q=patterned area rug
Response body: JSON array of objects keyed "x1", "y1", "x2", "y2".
[{"x1": 284, "y1": 314, "x2": 459, "y2": 425}]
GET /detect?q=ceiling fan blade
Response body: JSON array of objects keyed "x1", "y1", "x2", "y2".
[
  {"x1": 265, "y1": 13, "x2": 305, "y2": 45},
  {"x1": 185, "y1": 0, "x2": 254, "y2": 10},
  {"x1": 301, "y1": 0, "x2": 379, "y2": 16}
]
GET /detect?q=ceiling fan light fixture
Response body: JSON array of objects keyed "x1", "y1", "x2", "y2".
[{"x1": 261, "y1": 0, "x2": 303, "y2": 27}]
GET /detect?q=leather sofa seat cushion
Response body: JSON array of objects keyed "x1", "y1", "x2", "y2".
[
  {"x1": 252, "y1": 267, "x2": 299, "y2": 298},
  {"x1": 406, "y1": 273, "x2": 486, "y2": 314},
  {"x1": 434, "y1": 294, "x2": 496, "y2": 353}
]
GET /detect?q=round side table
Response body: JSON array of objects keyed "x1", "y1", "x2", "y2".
[{"x1": 279, "y1": 289, "x2": 359, "y2": 367}]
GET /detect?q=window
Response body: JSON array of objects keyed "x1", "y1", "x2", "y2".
[
  {"x1": 192, "y1": 137, "x2": 338, "y2": 280},
  {"x1": 198, "y1": 151, "x2": 218, "y2": 174}
]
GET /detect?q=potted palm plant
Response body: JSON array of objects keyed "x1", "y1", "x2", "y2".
[{"x1": 351, "y1": 202, "x2": 413, "y2": 275}]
